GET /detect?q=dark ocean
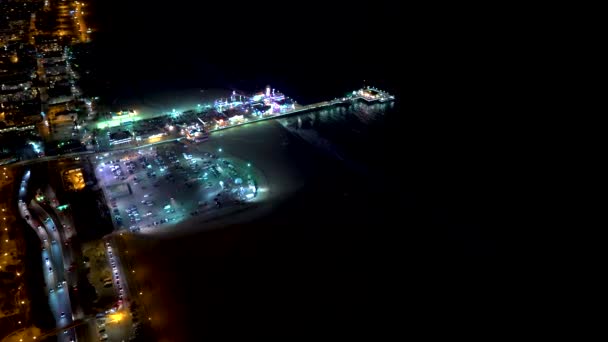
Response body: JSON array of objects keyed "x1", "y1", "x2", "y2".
[
  {"x1": 83, "y1": 1, "x2": 398, "y2": 101},
  {"x1": 76, "y1": 1, "x2": 500, "y2": 340}
]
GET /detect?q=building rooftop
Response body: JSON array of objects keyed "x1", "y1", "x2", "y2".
[{"x1": 109, "y1": 130, "x2": 132, "y2": 140}]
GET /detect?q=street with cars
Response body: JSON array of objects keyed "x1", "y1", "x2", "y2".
[{"x1": 17, "y1": 172, "x2": 77, "y2": 342}]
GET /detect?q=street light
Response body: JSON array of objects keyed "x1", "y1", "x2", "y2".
[{"x1": 108, "y1": 312, "x2": 124, "y2": 323}]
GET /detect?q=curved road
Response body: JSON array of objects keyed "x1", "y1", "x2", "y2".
[{"x1": 17, "y1": 171, "x2": 77, "y2": 342}]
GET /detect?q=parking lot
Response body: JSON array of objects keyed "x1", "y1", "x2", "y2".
[
  {"x1": 51, "y1": 120, "x2": 82, "y2": 142},
  {"x1": 92, "y1": 141, "x2": 259, "y2": 234}
]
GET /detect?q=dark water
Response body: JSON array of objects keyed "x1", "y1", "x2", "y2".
[
  {"x1": 75, "y1": 1, "x2": 502, "y2": 340},
  {"x1": 124, "y1": 109, "x2": 401, "y2": 341},
  {"x1": 83, "y1": 0, "x2": 399, "y2": 104},
  {"x1": 119, "y1": 100, "x2": 496, "y2": 341},
  {"x1": 279, "y1": 101, "x2": 396, "y2": 176}
]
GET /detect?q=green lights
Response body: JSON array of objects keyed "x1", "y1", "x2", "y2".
[{"x1": 96, "y1": 115, "x2": 142, "y2": 129}]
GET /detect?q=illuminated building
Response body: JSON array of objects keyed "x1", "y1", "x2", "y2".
[
  {"x1": 111, "y1": 109, "x2": 136, "y2": 119},
  {"x1": 228, "y1": 115, "x2": 244, "y2": 124},
  {"x1": 94, "y1": 109, "x2": 139, "y2": 129},
  {"x1": 182, "y1": 121, "x2": 209, "y2": 143},
  {"x1": 62, "y1": 168, "x2": 85, "y2": 191},
  {"x1": 251, "y1": 93, "x2": 265, "y2": 102},
  {"x1": 133, "y1": 124, "x2": 166, "y2": 142}
]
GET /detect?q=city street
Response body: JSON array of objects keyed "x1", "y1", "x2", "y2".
[
  {"x1": 28, "y1": 201, "x2": 66, "y2": 280},
  {"x1": 16, "y1": 171, "x2": 76, "y2": 342},
  {"x1": 40, "y1": 186, "x2": 82, "y2": 316}
]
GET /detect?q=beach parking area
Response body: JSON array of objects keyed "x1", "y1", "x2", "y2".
[{"x1": 92, "y1": 140, "x2": 264, "y2": 236}]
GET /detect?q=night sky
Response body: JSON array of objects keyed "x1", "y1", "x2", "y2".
[{"x1": 85, "y1": 1, "x2": 399, "y2": 98}]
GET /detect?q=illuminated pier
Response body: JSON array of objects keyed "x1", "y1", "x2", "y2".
[
  {"x1": 210, "y1": 86, "x2": 395, "y2": 132},
  {"x1": 3, "y1": 87, "x2": 395, "y2": 167}
]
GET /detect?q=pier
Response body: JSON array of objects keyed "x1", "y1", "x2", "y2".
[
  {"x1": 3, "y1": 87, "x2": 395, "y2": 166},
  {"x1": 210, "y1": 86, "x2": 395, "y2": 133}
]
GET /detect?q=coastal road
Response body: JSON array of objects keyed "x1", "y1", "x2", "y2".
[
  {"x1": 16, "y1": 171, "x2": 76, "y2": 342},
  {"x1": 29, "y1": 201, "x2": 66, "y2": 280},
  {"x1": 27, "y1": 200, "x2": 77, "y2": 342},
  {"x1": 42, "y1": 187, "x2": 79, "y2": 295},
  {"x1": 18, "y1": 204, "x2": 75, "y2": 342},
  {"x1": 18, "y1": 200, "x2": 57, "y2": 286}
]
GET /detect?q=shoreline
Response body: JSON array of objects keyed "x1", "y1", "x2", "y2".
[{"x1": 123, "y1": 117, "x2": 317, "y2": 238}]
